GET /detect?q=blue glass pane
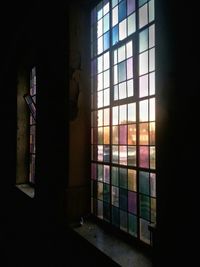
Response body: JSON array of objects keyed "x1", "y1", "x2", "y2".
[
  {"x1": 118, "y1": 61, "x2": 126, "y2": 82},
  {"x1": 112, "y1": 166, "x2": 119, "y2": 186},
  {"x1": 103, "y1": 202, "x2": 111, "y2": 222},
  {"x1": 104, "y1": 183, "x2": 110, "y2": 203},
  {"x1": 112, "y1": 25, "x2": 119, "y2": 45},
  {"x1": 140, "y1": 195, "x2": 150, "y2": 220},
  {"x1": 104, "y1": 31, "x2": 110, "y2": 51},
  {"x1": 119, "y1": 0, "x2": 127, "y2": 22},
  {"x1": 120, "y1": 188, "x2": 127, "y2": 210},
  {"x1": 128, "y1": 213, "x2": 137, "y2": 236}
]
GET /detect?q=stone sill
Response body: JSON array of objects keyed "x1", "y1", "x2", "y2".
[
  {"x1": 16, "y1": 183, "x2": 35, "y2": 198},
  {"x1": 72, "y1": 219, "x2": 152, "y2": 267}
]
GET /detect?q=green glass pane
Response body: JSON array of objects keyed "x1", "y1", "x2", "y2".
[
  {"x1": 128, "y1": 169, "x2": 137, "y2": 191},
  {"x1": 140, "y1": 218, "x2": 150, "y2": 244},
  {"x1": 112, "y1": 186, "x2": 119, "y2": 207},
  {"x1": 112, "y1": 206, "x2": 119, "y2": 227},
  {"x1": 150, "y1": 173, "x2": 156, "y2": 197},
  {"x1": 140, "y1": 195, "x2": 150, "y2": 220},
  {"x1": 97, "y1": 200, "x2": 103, "y2": 219},
  {"x1": 139, "y1": 28, "x2": 148, "y2": 53},
  {"x1": 118, "y1": 61, "x2": 126, "y2": 83},
  {"x1": 127, "y1": 13, "x2": 136, "y2": 36},
  {"x1": 120, "y1": 210, "x2": 128, "y2": 232},
  {"x1": 151, "y1": 198, "x2": 156, "y2": 223},
  {"x1": 150, "y1": 146, "x2": 156, "y2": 169},
  {"x1": 104, "y1": 183, "x2": 110, "y2": 203},
  {"x1": 139, "y1": 51, "x2": 148, "y2": 76},
  {"x1": 139, "y1": 171, "x2": 149, "y2": 195},
  {"x1": 119, "y1": 188, "x2": 127, "y2": 210},
  {"x1": 98, "y1": 164, "x2": 103, "y2": 181},
  {"x1": 112, "y1": 126, "x2": 119, "y2": 144},
  {"x1": 98, "y1": 127, "x2": 103, "y2": 144},
  {"x1": 118, "y1": 45, "x2": 126, "y2": 62},
  {"x1": 112, "y1": 166, "x2": 119, "y2": 186},
  {"x1": 103, "y1": 202, "x2": 110, "y2": 222},
  {"x1": 128, "y1": 213, "x2": 137, "y2": 237},
  {"x1": 98, "y1": 182, "x2": 103, "y2": 200},
  {"x1": 148, "y1": 0, "x2": 155, "y2": 23},
  {"x1": 139, "y1": 0, "x2": 148, "y2": 7},
  {"x1": 112, "y1": 0, "x2": 118, "y2": 8},
  {"x1": 103, "y1": 13, "x2": 110, "y2": 33},
  {"x1": 119, "y1": 167, "x2": 127, "y2": 189}
]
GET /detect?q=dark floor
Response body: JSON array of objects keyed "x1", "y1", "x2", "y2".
[{"x1": 1, "y1": 187, "x2": 120, "y2": 267}]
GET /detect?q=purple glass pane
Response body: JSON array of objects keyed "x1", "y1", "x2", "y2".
[
  {"x1": 119, "y1": 125, "x2": 127, "y2": 144},
  {"x1": 128, "y1": 191, "x2": 137, "y2": 214},
  {"x1": 127, "y1": 0, "x2": 135, "y2": 15},
  {"x1": 91, "y1": 163, "x2": 97, "y2": 180}
]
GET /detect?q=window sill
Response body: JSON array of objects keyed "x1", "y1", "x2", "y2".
[
  {"x1": 16, "y1": 183, "x2": 35, "y2": 198},
  {"x1": 71, "y1": 219, "x2": 152, "y2": 267}
]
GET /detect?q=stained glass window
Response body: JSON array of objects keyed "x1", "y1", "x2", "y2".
[{"x1": 91, "y1": 0, "x2": 156, "y2": 245}]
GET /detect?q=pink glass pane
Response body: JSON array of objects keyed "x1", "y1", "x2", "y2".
[
  {"x1": 119, "y1": 125, "x2": 127, "y2": 144},
  {"x1": 128, "y1": 191, "x2": 137, "y2": 214},
  {"x1": 119, "y1": 145, "x2": 127, "y2": 165},
  {"x1": 91, "y1": 163, "x2": 97, "y2": 180},
  {"x1": 98, "y1": 145, "x2": 104, "y2": 161},
  {"x1": 139, "y1": 146, "x2": 149, "y2": 168}
]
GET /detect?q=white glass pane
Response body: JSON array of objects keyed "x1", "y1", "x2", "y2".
[
  {"x1": 98, "y1": 55, "x2": 103, "y2": 73},
  {"x1": 98, "y1": 36, "x2": 103, "y2": 54},
  {"x1": 104, "y1": 89, "x2": 110, "y2": 106},
  {"x1": 112, "y1": 106, "x2": 118, "y2": 125},
  {"x1": 114, "y1": 49, "x2": 118, "y2": 65},
  {"x1": 98, "y1": 109, "x2": 103, "y2": 126},
  {"x1": 126, "y1": 41, "x2": 133, "y2": 58},
  {"x1": 104, "y1": 2, "x2": 110, "y2": 15},
  {"x1": 114, "y1": 85, "x2": 118, "y2": 100},
  {"x1": 119, "y1": 82, "x2": 127, "y2": 99},
  {"x1": 119, "y1": 104, "x2": 127, "y2": 124},
  {"x1": 128, "y1": 13, "x2": 136, "y2": 36},
  {"x1": 139, "y1": 100, "x2": 148, "y2": 122},
  {"x1": 139, "y1": 4, "x2": 148, "y2": 29},
  {"x1": 149, "y1": 48, "x2": 155, "y2": 72},
  {"x1": 139, "y1": 51, "x2": 148, "y2": 75},
  {"x1": 118, "y1": 45, "x2": 126, "y2": 62},
  {"x1": 98, "y1": 73, "x2": 103, "y2": 91},
  {"x1": 119, "y1": 19, "x2": 127, "y2": 40},
  {"x1": 149, "y1": 24, "x2": 155, "y2": 48},
  {"x1": 139, "y1": 74, "x2": 148, "y2": 98},
  {"x1": 114, "y1": 65, "x2": 118, "y2": 84},
  {"x1": 149, "y1": 72, "x2": 155, "y2": 95},
  {"x1": 98, "y1": 91, "x2": 103, "y2": 108},
  {"x1": 104, "y1": 70, "x2": 110, "y2": 88},
  {"x1": 149, "y1": 97, "x2": 155, "y2": 121},
  {"x1": 128, "y1": 103, "x2": 136, "y2": 122},
  {"x1": 98, "y1": 19, "x2": 103, "y2": 37},
  {"x1": 127, "y1": 79, "x2": 134, "y2": 97},
  {"x1": 104, "y1": 52, "x2": 110, "y2": 70},
  {"x1": 112, "y1": 6, "x2": 118, "y2": 27}
]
